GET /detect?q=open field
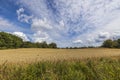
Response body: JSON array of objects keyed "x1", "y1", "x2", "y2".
[
  {"x1": 0, "y1": 48, "x2": 120, "y2": 64},
  {"x1": 0, "y1": 48, "x2": 120, "y2": 80}
]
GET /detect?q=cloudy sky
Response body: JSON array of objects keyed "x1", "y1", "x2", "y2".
[{"x1": 0, "y1": 0, "x2": 120, "y2": 47}]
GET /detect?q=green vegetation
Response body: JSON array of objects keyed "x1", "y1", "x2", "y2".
[
  {"x1": 2, "y1": 31, "x2": 120, "y2": 49},
  {"x1": 0, "y1": 32, "x2": 57, "y2": 49},
  {"x1": 0, "y1": 32, "x2": 23, "y2": 49},
  {"x1": 102, "y1": 39, "x2": 120, "y2": 48},
  {"x1": 0, "y1": 57, "x2": 120, "y2": 80}
]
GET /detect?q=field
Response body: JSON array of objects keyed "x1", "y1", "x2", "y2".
[
  {"x1": 0, "y1": 48, "x2": 120, "y2": 64},
  {"x1": 0, "y1": 48, "x2": 120, "y2": 80}
]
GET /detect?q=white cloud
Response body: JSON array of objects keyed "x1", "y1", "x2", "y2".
[
  {"x1": 31, "y1": 18, "x2": 52, "y2": 31},
  {"x1": 0, "y1": 17, "x2": 24, "y2": 32},
  {"x1": 103, "y1": 17, "x2": 120, "y2": 32},
  {"x1": 13, "y1": 32, "x2": 29, "y2": 41},
  {"x1": 0, "y1": 17, "x2": 29, "y2": 42},
  {"x1": 18, "y1": 0, "x2": 49, "y2": 18},
  {"x1": 17, "y1": 8, "x2": 33, "y2": 23},
  {"x1": 17, "y1": 8, "x2": 24, "y2": 15},
  {"x1": 17, "y1": 0, "x2": 120, "y2": 47},
  {"x1": 98, "y1": 32, "x2": 110, "y2": 39},
  {"x1": 93, "y1": 32, "x2": 110, "y2": 43},
  {"x1": 73, "y1": 40, "x2": 83, "y2": 44},
  {"x1": 32, "y1": 31, "x2": 50, "y2": 43},
  {"x1": 58, "y1": 20, "x2": 66, "y2": 31},
  {"x1": 112, "y1": 31, "x2": 120, "y2": 40},
  {"x1": 16, "y1": 8, "x2": 54, "y2": 44}
]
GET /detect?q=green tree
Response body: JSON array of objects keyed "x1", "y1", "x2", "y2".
[
  {"x1": 0, "y1": 32, "x2": 57, "y2": 49},
  {"x1": 0, "y1": 32, "x2": 23, "y2": 48},
  {"x1": 116, "y1": 39, "x2": 120, "y2": 48},
  {"x1": 22, "y1": 41, "x2": 35, "y2": 48},
  {"x1": 102, "y1": 39, "x2": 114, "y2": 48},
  {"x1": 40, "y1": 41, "x2": 48, "y2": 48},
  {"x1": 49, "y1": 42, "x2": 57, "y2": 48}
]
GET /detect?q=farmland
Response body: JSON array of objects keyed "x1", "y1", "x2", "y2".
[
  {"x1": 0, "y1": 48, "x2": 120, "y2": 80},
  {"x1": 0, "y1": 48, "x2": 120, "y2": 64}
]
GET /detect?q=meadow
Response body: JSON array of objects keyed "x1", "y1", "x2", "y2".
[{"x1": 0, "y1": 48, "x2": 120, "y2": 80}]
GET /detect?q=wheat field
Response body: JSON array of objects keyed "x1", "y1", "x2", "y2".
[
  {"x1": 0, "y1": 48, "x2": 120, "y2": 64},
  {"x1": 1, "y1": 48, "x2": 120, "y2": 80}
]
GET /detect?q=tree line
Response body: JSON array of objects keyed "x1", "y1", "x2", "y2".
[
  {"x1": 64, "y1": 39, "x2": 120, "y2": 49},
  {"x1": 0, "y1": 32, "x2": 57, "y2": 49},
  {"x1": 1, "y1": 31, "x2": 120, "y2": 49},
  {"x1": 102, "y1": 39, "x2": 120, "y2": 48}
]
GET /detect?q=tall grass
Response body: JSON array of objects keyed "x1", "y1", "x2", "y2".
[{"x1": 0, "y1": 58, "x2": 120, "y2": 80}]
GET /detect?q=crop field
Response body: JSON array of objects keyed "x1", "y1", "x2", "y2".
[
  {"x1": 0, "y1": 48, "x2": 120, "y2": 80},
  {"x1": 0, "y1": 48, "x2": 120, "y2": 64}
]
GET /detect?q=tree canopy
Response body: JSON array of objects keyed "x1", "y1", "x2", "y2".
[
  {"x1": 0, "y1": 32, "x2": 57, "y2": 49},
  {"x1": 0, "y1": 32, "x2": 23, "y2": 48},
  {"x1": 102, "y1": 39, "x2": 120, "y2": 48}
]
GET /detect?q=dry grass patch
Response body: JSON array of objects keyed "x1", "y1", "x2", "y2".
[{"x1": 0, "y1": 48, "x2": 120, "y2": 64}]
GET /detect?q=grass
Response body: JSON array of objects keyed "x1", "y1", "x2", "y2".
[
  {"x1": 0, "y1": 57, "x2": 120, "y2": 80},
  {"x1": 0, "y1": 48, "x2": 120, "y2": 63},
  {"x1": 0, "y1": 48, "x2": 120, "y2": 80}
]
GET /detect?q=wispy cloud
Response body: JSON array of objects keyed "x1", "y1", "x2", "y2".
[
  {"x1": 17, "y1": 8, "x2": 33, "y2": 23},
  {"x1": 13, "y1": 32, "x2": 29, "y2": 41},
  {"x1": 15, "y1": 0, "x2": 120, "y2": 47},
  {"x1": 0, "y1": 17, "x2": 24, "y2": 32}
]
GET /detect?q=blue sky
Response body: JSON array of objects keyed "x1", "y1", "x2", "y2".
[{"x1": 0, "y1": 0, "x2": 120, "y2": 47}]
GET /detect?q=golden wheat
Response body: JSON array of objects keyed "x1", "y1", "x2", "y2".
[{"x1": 0, "y1": 48, "x2": 120, "y2": 64}]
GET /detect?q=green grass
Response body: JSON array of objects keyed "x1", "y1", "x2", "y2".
[{"x1": 0, "y1": 58, "x2": 120, "y2": 80}]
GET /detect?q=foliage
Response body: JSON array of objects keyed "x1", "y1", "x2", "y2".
[
  {"x1": 0, "y1": 58, "x2": 120, "y2": 80},
  {"x1": 0, "y1": 32, "x2": 57, "y2": 49},
  {"x1": 22, "y1": 41, "x2": 37, "y2": 48},
  {"x1": 102, "y1": 39, "x2": 120, "y2": 48},
  {"x1": 48, "y1": 42, "x2": 57, "y2": 48},
  {"x1": 0, "y1": 32, "x2": 23, "y2": 48},
  {"x1": 102, "y1": 39, "x2": 114, "y2": 48}
]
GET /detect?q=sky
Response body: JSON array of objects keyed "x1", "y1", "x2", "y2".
[{"x1": 0, "y1": 0, "x2": 120, "y2": 47}]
